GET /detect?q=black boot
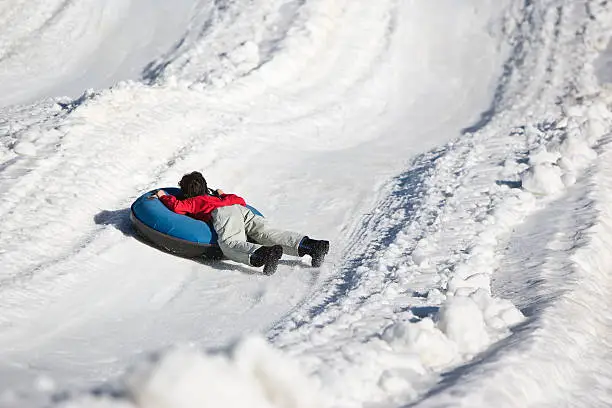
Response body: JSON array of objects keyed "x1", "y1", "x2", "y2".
[
  {"x1": 251, "y1": 245, "x2": 283, "y2": 275},
  {"x1": 298, "y1": 236, "x2": 330, "y2": 267}
]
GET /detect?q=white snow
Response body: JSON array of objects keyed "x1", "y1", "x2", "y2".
[
  {"x1": 117, "y1": 337, "x2": 323, "y2": 408},
  {"x1": 1, "y1": 0, "x2": 612, "y2": 407}
]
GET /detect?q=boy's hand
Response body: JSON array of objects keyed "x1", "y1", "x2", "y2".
[
  {"x1": 216, "y1": 189, "x2": 225, "y2": 195},
  {"x1": 155, "y1": 189, "x2": 167, "y2": 198}
]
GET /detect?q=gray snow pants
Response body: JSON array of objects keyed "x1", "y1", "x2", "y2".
[{"x1": 211, "y1": 204, "x2": 304, "y2": 265}]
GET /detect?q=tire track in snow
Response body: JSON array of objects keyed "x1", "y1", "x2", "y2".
[
  {"x1": 267, "y1": 146, "x2": 450, "y2": 337},
  {"x1": 463, "y1": 0, "x2": 567, "y2": 134},
  {"x1": 0, "y1": 88, "x2": 230, "y2": 328},
  {"x1": 0, "y1": 0, "x2": 68, "y2": 61},
  {"x1": 142, "y1": 0, "x2": 305, "y2": 87},
  {"x1": 267, "y1": 125, "x2": 533, "y2": 405}
]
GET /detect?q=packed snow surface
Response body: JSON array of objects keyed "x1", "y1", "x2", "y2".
[{"x1": 1, "y1": 0, "x2": 612, "y2": 407}]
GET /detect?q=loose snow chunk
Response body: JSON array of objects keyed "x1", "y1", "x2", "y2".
[
  {"x1": 378, "y1": 370, "x2": 416, "y2": 396},
  {"x1": 558, "y1": 135, "x2": 597, "y2": 173},
  {"x1": 410, "y1": 247, "x2": 429, "y2": 267},
  {"x1": 411, "y1": 240, "x2": 431, "y2": 266},
  {"x1": 438, "y1": 296, "x2": 490, "y2": 355},
  {"x1": 12, "y1": 141, "x2": 37, "y2": 156},
  {"x1": 470, "y1": 289, "x2": 525, "y2": 330},
  {"x1": 582, "y1": 102, "x2": 612, "y2": 143},
  {"x1": 529, "y1": 146, "x2": 561, "y2": 165},
  {"x1": 126, "y1": 337, "x2": 321, "y2": 408},
  {"x1": 229, "y1": 41, "x2": 260, "y2": 70},
  {"x1": 382, "y1": 318, "x2": 457, "y2": 369},
  {"x1": 521, "y1": 162, "x2": 565, "y2": 195},
  {"x1": 586, "y1": 118, "x2": 607, "y2": 143}
]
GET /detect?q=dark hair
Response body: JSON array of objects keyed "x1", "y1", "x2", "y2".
[{"x1": 178, "y1": 171, "x2": 208, "y2": 198}]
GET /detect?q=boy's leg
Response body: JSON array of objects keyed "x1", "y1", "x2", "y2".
[
  {"x1": 241, "y1": 207, "x2": 304, "y2": 256},
  {"x1": 212, "y1": 206, "x2": 261, "y2": 265}
]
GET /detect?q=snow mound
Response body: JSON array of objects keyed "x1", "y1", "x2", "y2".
[
  {"x1": 521, "y1": 102, "x2": 610, "y2": 195},
  {"x1": 60, "y1": 337, "x2": 323, "y2": 408}
]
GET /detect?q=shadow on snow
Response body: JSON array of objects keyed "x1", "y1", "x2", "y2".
[{"x1": 93, "y1": 208, "x2": 303, "y2": 276}]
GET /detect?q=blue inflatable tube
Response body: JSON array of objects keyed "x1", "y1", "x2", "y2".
[{"x1": 130, "y1": 188, "x2": 262, "y2": 258}]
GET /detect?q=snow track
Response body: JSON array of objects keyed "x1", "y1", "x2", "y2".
[
  {"x1": 0, "y1": 0, "x2": 198, "y2": 107},
  {"x1": 1, "y1": 0, "x2": 612, "y2": 407}
]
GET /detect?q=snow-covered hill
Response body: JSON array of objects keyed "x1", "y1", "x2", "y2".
[{"x1": 1, "y1": 1, "x2": 611, "y2": 407}]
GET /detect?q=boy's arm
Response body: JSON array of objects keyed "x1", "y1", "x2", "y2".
[
  {"x1": 158, "y1": 191, "x2": 198, "y2": 214},
  {"x1": 218, "y1": 193, "x2": 246, "y2": 207},
  {"x1": 207, "y1": 188, "x2": 244, "y2": 206}
]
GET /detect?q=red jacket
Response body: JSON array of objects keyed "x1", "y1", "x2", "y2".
[{"x1": 159, "y1": 193, "x2": 246, "y2": 222}]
